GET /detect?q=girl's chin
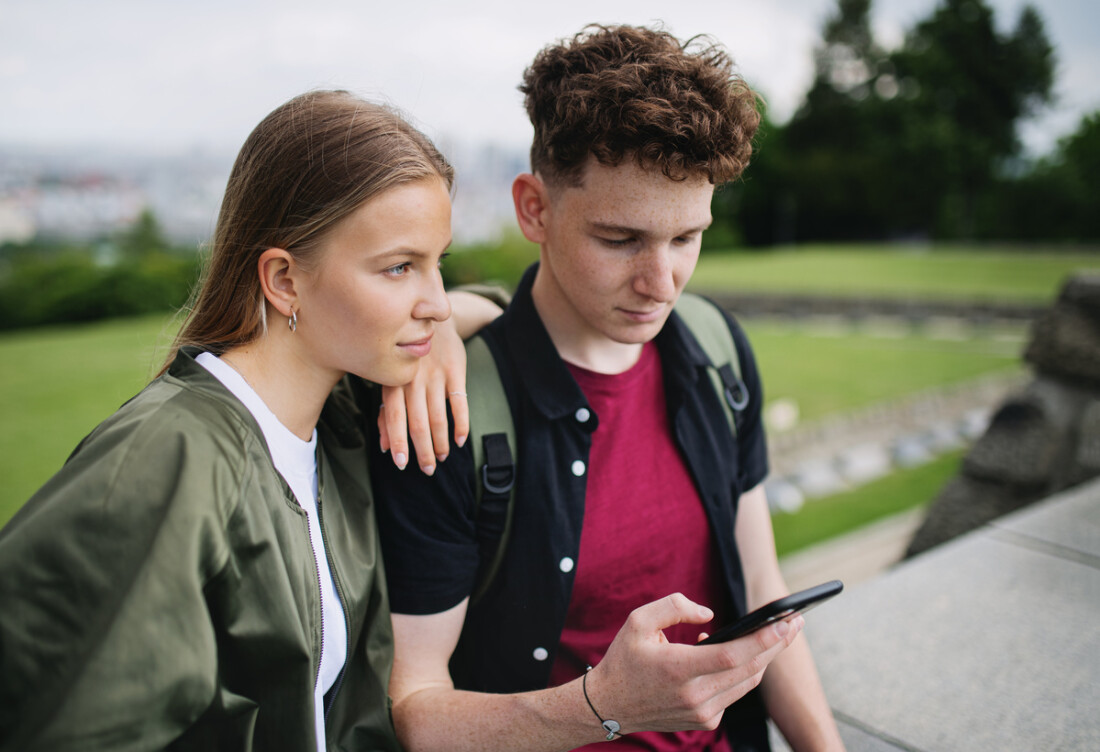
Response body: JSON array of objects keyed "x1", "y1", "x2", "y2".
[{"x1": 354, "y1": 363, "x2": 418, "y2": 389}]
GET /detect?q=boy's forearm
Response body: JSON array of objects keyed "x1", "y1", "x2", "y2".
[
  {"x1": 393, "y1": 680, "x2": 605, "y2": 752},
  {"x1": 447, "y1": 290, "x2": 504, "y2": 339},
  {"x1": 390, "y1": 593, "x2": 805, "y2": 751},
  {"x1": 761, "y1": 636, "x2": 846, "y2": 752}
]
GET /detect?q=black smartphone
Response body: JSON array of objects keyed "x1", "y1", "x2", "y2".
[{"x1": 696, "y1": 580, "x2": 843, "y2": 645}]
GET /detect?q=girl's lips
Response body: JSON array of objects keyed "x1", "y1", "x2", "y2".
[{"x1": 398, "y1": 335, "x2": 433, "y2": 358}]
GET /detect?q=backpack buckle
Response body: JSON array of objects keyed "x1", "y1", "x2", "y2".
[
  {"x1": 719, "y1": 364, "x2": 749, "y2": 411},
  {"x1": 481, "y1": 432, "x2": 515, "y2": 496},
  {"x1": 482, "y1": 463, "x2": 515, "y2": 495}
]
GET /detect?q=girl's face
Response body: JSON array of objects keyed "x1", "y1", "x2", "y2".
[{"x1": 293, "y1": 176, "x2": 453, "y2": 387}]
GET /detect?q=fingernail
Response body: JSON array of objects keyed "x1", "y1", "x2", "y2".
[
  {"x1": 422, "y1": 464, "x2": 436, "y2": 476},
  {"x1": 395, "y1": 452, "x2": 407, "y2": 470},
  {"x1": 699, "y1": 606, "x2": 714, "y2": 620},
  {"x1": 456, "y1": 434, "x2": 467, "y2": 448},
  {"x1": 437, "y1": 453, "x2": 448, "y2": 463},
  {"x1": 774, "y1": 620, "x2": 791, "y2": 637}
]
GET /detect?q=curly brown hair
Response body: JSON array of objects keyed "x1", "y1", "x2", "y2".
[{"x1": 520, "y1": 24, "x2": 761, "y2": 187}]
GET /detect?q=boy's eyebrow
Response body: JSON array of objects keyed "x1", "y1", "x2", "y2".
[{"x1": 588, "y1": 220, "x2": 713, "y2": 237}]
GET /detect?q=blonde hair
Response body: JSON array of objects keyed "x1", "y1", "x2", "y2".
[{"x1": 164, "y1": 90, "x2": 453, "y2": 370}]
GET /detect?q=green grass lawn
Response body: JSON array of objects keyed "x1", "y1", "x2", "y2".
[
  {"x1": 745, "y1": 319, "x2": 1023, "y2": 421},
  {"x1": 0, "y1": 314, "x2": 178, "y2": 525},
  {"x1": 3, "y1": 245, "x2": 1076, "y2": 527},
  {"x1": 771, "y1": 450, "x2": 965, "y2": 557},
  {"x1": 0, "y1": 312, "x2": 1018, "y2": 527},
  {"x1": 691, "y1": 245, "x2": 1100, "y2": 303}
]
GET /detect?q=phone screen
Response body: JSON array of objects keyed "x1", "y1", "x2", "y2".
[{"x1": 696, "y1": 580, "x2": 843, "y2": 645}]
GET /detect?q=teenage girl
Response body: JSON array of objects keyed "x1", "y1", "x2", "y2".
[{"x1": 0, "y1": 89, "x2": 493, "y2": 752}]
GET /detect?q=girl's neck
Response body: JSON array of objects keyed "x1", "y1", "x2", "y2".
[{"x1": 220, "y1": 334, "x2": 337, "y2": 441}]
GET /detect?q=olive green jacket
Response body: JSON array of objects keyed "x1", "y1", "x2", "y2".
[{"x1": 0, "y1": 348, "x2": 400, "y2": 752}]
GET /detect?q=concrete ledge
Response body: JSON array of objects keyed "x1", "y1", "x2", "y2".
[{"x1": 773, "y1": 478, "x2": 1100, "y2": 751}]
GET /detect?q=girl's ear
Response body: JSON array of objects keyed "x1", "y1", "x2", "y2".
[
  {"x1": 257, "y1": 247, "x2": 299, "y2": 318},
  {"x1": 512, "y1": 173, "x2": 552, "y2": 244}
]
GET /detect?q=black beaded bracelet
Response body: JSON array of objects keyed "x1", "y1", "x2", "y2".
[{"x1": 583, "y1": 666, "x2": 622, "y2": 741}]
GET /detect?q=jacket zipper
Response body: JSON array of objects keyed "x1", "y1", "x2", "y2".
[
  {"x1": 302, "y1": 453, "x2": 329, "y2": 722},
  {"x1": 316, "y1": 460, "x2": 350, "y2": 722},
  {"x1": 309, "y1": 505, "x2": 325, "y2": 704}
]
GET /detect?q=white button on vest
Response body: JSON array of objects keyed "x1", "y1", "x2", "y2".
[
  {"x1": 575, "y1": 407, "x2": 591, "y2": 423},
  {"x1": 571, "y1": 460, "x2": 586, "y2": 476},
  {"x1": 559, "y1": 557, "x2": 575, "y2": 573},
  {"x1": 533, "y1": 647, "x2": 549, "y2": 661}
]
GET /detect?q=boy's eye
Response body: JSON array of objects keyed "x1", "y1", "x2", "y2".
[{"x1": 600, "y1": 237, "x2": 633, "y2": 247}]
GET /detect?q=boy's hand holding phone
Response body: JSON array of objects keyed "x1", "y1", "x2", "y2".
[{"x1": 697, "y1": 580, "x2": 843, "y2": 645}]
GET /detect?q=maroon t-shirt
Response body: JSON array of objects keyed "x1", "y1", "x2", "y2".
[{"x1": 549, "y1": 342, "x2": 733, "y2": 752}]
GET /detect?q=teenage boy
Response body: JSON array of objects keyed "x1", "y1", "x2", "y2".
[{"x1": 370, "y1": 25, "x2": 845, "y2": 752}]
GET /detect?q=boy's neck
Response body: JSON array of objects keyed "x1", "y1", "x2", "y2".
[{"x1": 531, "y1": 265, "x2": 645, "y2": 375}]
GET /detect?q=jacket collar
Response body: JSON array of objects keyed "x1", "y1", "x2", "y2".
[
  {"x1": 169, "y1": 346, "x2": 254, "y2": 412},
  {"x1": 500, "y1": 265, "x2": 589, "y2": 420},
  {"x1": 166, "y1": 345, "x2": 279, "y2": 445},
  {"x1": 169, "y1": 346, "x2": 363, "y2": 451}
]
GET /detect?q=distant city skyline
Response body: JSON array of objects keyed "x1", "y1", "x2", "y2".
[
  {"x1": 2, "y1": 0, "x2": 1096, "y2": 159},
  {"x1": 3, "y1": 0, "x2": 1096, "y2": 245}
]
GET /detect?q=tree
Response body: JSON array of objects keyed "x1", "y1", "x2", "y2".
[
  {"x1": 707, "y1": 108, "x2": 795, "y2": 249},
  {"x1": 1058, "y1": 110, "x2": 1100, "y2": 239},
  {"x1": 777, "y1": 0, "x2": 900, "y2": 241},
  {"x1": 116, "y1": 208, "x2": 169, "y2": 260},
  {"x1": 984, "y1": 111, "x2": 1100, "y2": 241},
  {"x1": 887, "y1": 0, "x2": 1055, "y2": 236},
  {"x1": 711, "y1": 0, "x2": 1058, "y2": 244}
]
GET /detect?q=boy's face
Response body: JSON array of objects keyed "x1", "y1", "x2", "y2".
[{"x1": 531, "y1": 158, "x2": 714, "y2": 359}]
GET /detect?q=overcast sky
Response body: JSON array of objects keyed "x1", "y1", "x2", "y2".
[{"x1": 1, "y1": 0, "x2": 1096, "y2": 160}]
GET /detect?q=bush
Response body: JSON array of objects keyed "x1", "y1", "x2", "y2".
[
  {"x1": 0, "y1": 251, "x2": 201, "y2": 331},
  {"x1": 442, "y1": 230, "x2": 539, "y2": 291}
]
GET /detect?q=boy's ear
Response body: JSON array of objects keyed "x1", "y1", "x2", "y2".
[
  {"x1": 512, "y1": 173, "x2": 551, "y2": 244},
  {"x1": 257, "y1": 247, "x2": 299, "y2": 319}
]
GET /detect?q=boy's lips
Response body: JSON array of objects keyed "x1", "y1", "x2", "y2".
[{"x1": 619, "y1": 306, "x2": 666, "y2": 323}]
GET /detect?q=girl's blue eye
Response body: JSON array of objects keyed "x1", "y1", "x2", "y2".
[{"x1": 386, "y1": 262, "x2": 411, "y2": 276}]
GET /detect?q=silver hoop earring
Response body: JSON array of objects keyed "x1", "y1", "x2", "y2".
[{"x1": 289, "y1": 310, "x2": 298, "y2": 332}]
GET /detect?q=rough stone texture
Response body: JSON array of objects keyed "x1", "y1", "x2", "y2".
[
  {"x1": 906, "y1": 476, "x2": 1037, "y2": 556},
  {"x1": 1025, "y1": 306, "x2": 1100, "y2": 384},
  {"x1": 907, "y1": 273, "x2": 1100, "y2": 558},
  {"x1": 1074, "y1": 400, "x2": 1100, "y2": 473}
]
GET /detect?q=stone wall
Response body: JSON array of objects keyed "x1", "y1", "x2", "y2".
[{"x1": 906, "y1": 273, "x2": 1100, "y2": 557}]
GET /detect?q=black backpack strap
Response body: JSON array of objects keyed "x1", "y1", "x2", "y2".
[
  {"x1": 465, "y1": 334, "x2": 516, "y2": 605},
  {"x1": 673, "y1": 293, "x2": 747, "y2": 436}
]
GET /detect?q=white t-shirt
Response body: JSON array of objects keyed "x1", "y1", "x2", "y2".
[{"x1": 197, "y1": 352, "x2": 347, "y2": 752}]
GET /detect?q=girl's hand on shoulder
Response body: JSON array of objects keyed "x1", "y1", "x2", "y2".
[{"x1": 377, "y1": 288, "x2": 501, "y2": 474}]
